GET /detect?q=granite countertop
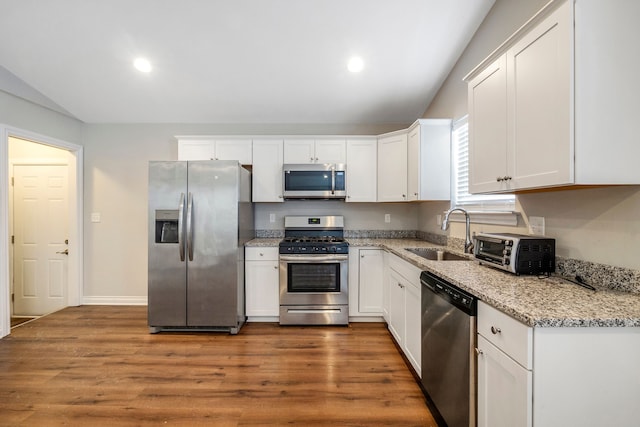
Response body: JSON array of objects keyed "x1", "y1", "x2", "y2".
[
  {"x1": 245, "y1": 238, "x2": 282, "y2": 247},
  {"x1": 246, "y1": 237, "x2": 640, "y2": 328}
]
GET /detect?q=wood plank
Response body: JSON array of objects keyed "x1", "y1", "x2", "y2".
[{"x1": 0, "y1": 306, "x2": 437, "y2": 426}]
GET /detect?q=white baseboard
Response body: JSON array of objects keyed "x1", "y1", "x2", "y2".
[
  {"x1": 349, "y1": 316, "x2": 385, "y2": 323},
  {"x1": 82, "y1": 296, "x2": 148, "y2": 306}
]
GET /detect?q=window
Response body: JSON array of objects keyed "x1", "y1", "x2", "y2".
[{"x1": 451, "y1": 116, "x2": 517, "y2": 224}]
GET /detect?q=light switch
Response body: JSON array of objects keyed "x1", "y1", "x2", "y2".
[
  {"x1": 91, "y1": 212, "x2": 101, "y2": 223},
  {"x1": 384, "y1": 214, "x2": 391, "y2": 223},
  {"x1": 269, "y1": 213, "x2": 276, "y2": 223}
]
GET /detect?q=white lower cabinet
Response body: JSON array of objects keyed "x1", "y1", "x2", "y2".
[
  {"x1": 349, "y1": 248, "x2": 384, "y2": 317},
  {"x1": 477, "y1": 301, "x2": 533, "y2": 427},
  {"x1": 477, "y1": 301, "x2": 640, "y2": 427},
  {"x1": 477, "y1": 335, "x2": 532, "y2": 427},
  {"x1": 245, "y1": 247, "x2": 279, "y2": 319},
  {"x1": 386, "y1": 253, "x2": 421, "y2": 376}
]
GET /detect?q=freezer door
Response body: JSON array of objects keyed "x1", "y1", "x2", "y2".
[
  {"x1": 148, "y1": 161, "x2": 188, "y2": 326},
  {"x1": 186, "y1": 161, "x2": 240, "y2": 326}
]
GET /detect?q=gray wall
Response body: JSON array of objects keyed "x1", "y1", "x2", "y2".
[
  {"x1": 82, "y1": 123, "x2": 410, "y2": 300},
  {"x1": 419, "y1": 0, "x2": 640, "y2": 270}
]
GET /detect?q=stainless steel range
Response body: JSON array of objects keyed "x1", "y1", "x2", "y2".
[{"x1": 279, "y1": 215, "x2": 349, "y2": 325}]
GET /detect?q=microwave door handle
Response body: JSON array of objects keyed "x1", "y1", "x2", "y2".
[
  {"x1": 333, "y1": 168, "x2": 337, "y2": 195},
  {"x1": 178, "y1": 193, "x2": 186, "y2": 261},
  {"x1": 186, "y1": 192, "x2": 194, "y2": 261}
]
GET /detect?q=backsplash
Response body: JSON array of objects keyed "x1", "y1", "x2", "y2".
[{"x1": 555, "y1": 257, "x2": 640, "y2": 294}]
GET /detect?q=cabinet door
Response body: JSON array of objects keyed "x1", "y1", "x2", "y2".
[
  {"x1": 214, "y1": 139, "x2": 252, "y2": 164},
  {"x1": 468, "y1": 56, "x2": 509, "y2": 194},
  {"x1": 507, "y1": 1, "x2": 572, "y2": 190},
  {"x1": 283, "y1": 139, "x2": 315, "y2": 163},
  {"x1": 377, "y1": 133, "x2": 408, "y2": 202},
  {"x1": 346, "y1": 139, "x2": 377, "y2": 202},
  {"x1": 245, "y1": 260, "x2": 280, "y2": 317},
  {"x1": 387, "y1": 269, "x2": 406, "y2": 346},
  {"x1": 477, "y1": 335, "x2": 532, "y2": 427},
  {"x1": 252, "y1": 139, "x2": 284, "y2": 202},
  {"x1": 382, "y1": 252, "x2": 390, "y2": 322},
  {"x1": 315, "y1": 139, "x2": 346, "y2": 164},
  {"x1": 177, "y1": 140, "x2": 215, "y2": 160},
  {"x1": 358, "y1": 249, "x2": 384, "y2": 313},
  {"x1": 404, "y1": 281, "x2": 421, "y2": 376},
  {"x1": 407, "y1": 126, "x2": 420, "y2": 201}
]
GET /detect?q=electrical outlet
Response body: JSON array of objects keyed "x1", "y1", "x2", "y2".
[
  {"x1": 384, "y1": 214, "x2": 391, "y2": 223},
  {"x1": 436, "y1": 214, "x2": 442, "y2": 226},
  {"x1": 529, "y1": 216, "x2": 545, "y2": 235},
  {"x1": 91, "y1": 212, "x2": 101, "y2": 223},
  {"x1": 269, "y1": 213, "x2": 276, "y2": 223}
]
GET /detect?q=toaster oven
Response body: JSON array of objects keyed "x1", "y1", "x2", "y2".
[{"x1": 474, "y1": 233, "x2": 555, "y2": 275}]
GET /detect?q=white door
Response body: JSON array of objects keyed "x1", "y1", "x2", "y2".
[
  {"x1": 346, "y1": 139, "x2": 377, "y2": 202},
  {"x1": 377, "y1": 133, "x2": 408, "y2": 202},
  {"x1": 13, "y1": 164, "x2": 69, "y2": 316}
]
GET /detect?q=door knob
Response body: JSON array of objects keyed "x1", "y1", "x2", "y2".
[{"x1": 56, "y1": 249, "x2": 69, "y2": 255}]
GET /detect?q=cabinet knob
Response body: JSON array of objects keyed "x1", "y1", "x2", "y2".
[
  {"x1": 310, "y1": 157, "x2": 314, "y2": 162},
  {"x1": 259, "y1": 253, "x2": 264, "y2": 257},
  {"x1": 361, "y1": 255, "x2": 365, "y2": 258},
  {"x1": 496, "y1": 176, "x2": 504, "y2": 182},
  {"x1": 402, "y1": 194, "x2": 406, "y2": 199},
  {"x1": 278, "y1": 195, "x2": 283, "y2": 199},
  {"x1": 490, "y1": 326, "x2": 502, "y2": 335},
  {"x1": 274, "y1": 266, "x2": 278, "y2": 270},
  {"x1": 315, "y1": 157, "x2": 319, "y2": 161},
  {"x1": 475, "y1": 348, "x2": 484, "y2": 355}
]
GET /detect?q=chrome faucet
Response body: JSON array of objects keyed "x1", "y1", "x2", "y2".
[{"x1": 442, "y1": 208, "x2": 474, "y2": 254}]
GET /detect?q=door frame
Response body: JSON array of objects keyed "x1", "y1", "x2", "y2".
[{"x1": 0, "y1": 125, "x2": 84, "y2": 338}]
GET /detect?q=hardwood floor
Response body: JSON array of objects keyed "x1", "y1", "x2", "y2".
[{"x1": 0, "y1": 306, "x2": 437, "y2": 426}]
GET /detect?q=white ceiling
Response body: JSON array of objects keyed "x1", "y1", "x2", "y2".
[{"x1": 0, "y1": 0, "x2": 494, "y2": 124}]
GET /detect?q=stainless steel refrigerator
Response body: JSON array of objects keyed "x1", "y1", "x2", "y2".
[{"x1": 148, "y1": 160, "x2": 253, "y2": 334}]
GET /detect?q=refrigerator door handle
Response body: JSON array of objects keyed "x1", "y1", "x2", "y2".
[
  {"x1": 178, "y1": 192, "x2": 186, "y2": 261},
  {"x1": 186, "y1": 192, "x2": 194, "y2": 261}
]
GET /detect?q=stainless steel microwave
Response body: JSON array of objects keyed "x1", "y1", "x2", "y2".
[
  {"x1": 283, "y1": 164, "x2": 346, "y2": 199},
  {"x1": 474, "y1": 232, "x2": 555, "y2": 275}
]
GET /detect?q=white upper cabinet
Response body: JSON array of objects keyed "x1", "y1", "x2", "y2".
[
  {"x1": 283, "y1": 138, "x2": 346, "y2": 164},
  {"x1": 507, "y1": 2, "x2": 572, "y2": 190},
  {"x1": 252, "y1": 139, "x2": 284, "y2": 202},
  {"x1": 377, "y1": 132, "x2": 408, "y2": 202},
  {"x1": 407, "y1": 119, "x2": 451, "y2": 201},
  {"x1": 345, "y1": 138, "x2": 377, "y2": 202},
  {"x1": 177, "y1": 138, "x2": 252, "y2": 164},
  {"x1": 468, "y1": 56, "x2": 510, "y2": 193},
  {"x1": 466, "y1": 0, "x2": 640, "y2": 193}
]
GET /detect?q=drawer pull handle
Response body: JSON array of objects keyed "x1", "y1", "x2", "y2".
[
  {"x1": 475, "y1": 348, "x2": 483, "y2": 355},
  {"x1": 490, "y1": 326, "x2": 502, "y2": 335}
]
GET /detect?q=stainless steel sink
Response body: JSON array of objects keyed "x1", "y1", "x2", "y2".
[{"x1": 404, "y1": 248, "x2": 469, "y2": 261}]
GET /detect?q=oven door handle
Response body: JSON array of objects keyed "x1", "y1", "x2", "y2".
[{"x1": 279, "y1": 254, "x2": 348, "y2": 262}]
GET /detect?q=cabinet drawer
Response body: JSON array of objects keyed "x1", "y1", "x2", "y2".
[
  {"x1": 388, "y1": 254, "x2": 421, "y2": 288},
  {"x1": 245, "y1": 247, "x2": 279, "y2": 261},
  {"x1": 478, "y1": 301, "x2": 532, "y2": 369}
]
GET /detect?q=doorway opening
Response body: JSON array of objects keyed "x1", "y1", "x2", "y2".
[{"x1": 1, "y1": 127, "x2": 83, "y2": 338}]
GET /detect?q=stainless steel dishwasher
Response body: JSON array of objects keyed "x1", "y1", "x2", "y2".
[{"x1": 421, "y1": 271, "x2": 477, "y2": 427}]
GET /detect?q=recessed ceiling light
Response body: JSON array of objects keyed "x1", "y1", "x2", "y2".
[
  {"x1": 134, "y1": 57, "x2": 152, "y2": 73},
  {"x1": 347, "y1": 56, "x2": 364, "y2": 73}
]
